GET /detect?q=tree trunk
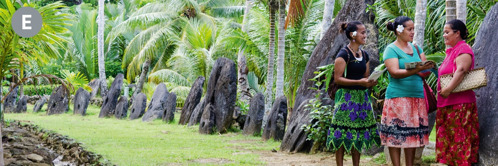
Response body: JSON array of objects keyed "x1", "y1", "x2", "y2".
[
  {"x1": 446, "y1": 0, "x2": 457, "y2": 22},
  {"x1": 320, "y1": 0, "x2": 335, "y2": 39},
  {"x1": 237, "y1": 0, "x2": 253, "y2": 103},
  {"x1": 263, "y1": 7, "x2": 276, "y2": 129},
  {"x1": 98, "y1": 0, "x2": 107, "y2": 97},
  {"x1": 0, "y1": 83, "x2": 4, "y2": 165},
  {"x1": 134, "y1": 60, "x2": 151, "y2": 97},
  {"x1": 275, "y1": 0, "x2": 285, "y2": 99},
  {"x1": 413, "y1": 0, "x2": 427, "y2": 46},
  {"x1": 456, "y1": 0, "x2": 467, "y2": 23}
]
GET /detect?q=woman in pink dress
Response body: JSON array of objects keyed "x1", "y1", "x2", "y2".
[{"x1": 436, "y1": 19, "x2": 479, "y2": 166}]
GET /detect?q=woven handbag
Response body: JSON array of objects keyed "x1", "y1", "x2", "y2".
[{"x1": 440, "y1": 67, "x2": 488, "y2": 93}]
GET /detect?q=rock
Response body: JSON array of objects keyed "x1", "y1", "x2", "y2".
[
  {"x1": 99, "y1": 74, "x2": 124, "y2": 118},
  {"x1": 46, "y1": 86, "x2": 69, "y2": 115},
  {"x1": 33, "y1": 96, "x2": 48, "y2": 113},
  {"x1": 199, "y1": 104, "x2": 216, "y2": 134},
  {"x1": 90, "y1": 98, "x2": 103, "y2": 107},
  {"x1": 3, "y1": 86, "x2": 18, "y2": 113},
  {"x1": 73, "y1": 88, "x2": 90, "y2": 116},
  {"x1": 142, "y1": 83, "x2": 169, "y2": 122},
  {"x1": 201, "y1": 57, "x2": 237, "y2": 134},
  {"x1": 88, "y1": 79, "x2": 102, "y2": 99},
  {"x1": 129, "y1": 93, "x2": 147, "y2": 120},
  {"x1": 280, "y1": 99, "x2": 313, "y2": 153},
  {"x1": 26, "y1": 154, "x2": 44, "y2": 162},
  {"x1": 179, "y1": 76, "x2": 205, "y2": 125},
  {"x1": 163, "y1": 92, "x2": 177, "y2": 123},
  {"x1": 26, "y1": 95, "x2": 41, "y2": 105},
  {"x1": 114, "y1": 96, "x2": 129, "y2": 119},
  {"x1": 188, "y1": 98, "x2": 206, "y2": 127},
  {"x1": 14, "y1": 95, "x2": 28, "y2": 113},
  {"x1": 282, "y1": 0, "x2": 377, "y2": 153},
  {"x1": 473, "y1": 3, "x2": 498, "y2": 166},
  {"x1": 262, "y1": 96, "x2": 287, "y2": 141},
  {"x1": 243, "y1": 93, "x2": 264, "y2": 136}
]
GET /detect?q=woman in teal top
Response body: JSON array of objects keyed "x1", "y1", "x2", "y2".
[{"x1": 379, "y1": 16, "x2": 434, "y2": 166}]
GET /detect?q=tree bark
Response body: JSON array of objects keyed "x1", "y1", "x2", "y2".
[
  {"x1": 98, "y1": 0, "x2": 107, "y2": 97},
  {"x1": 446, "y1": 0, "x2": 457, "y2": 23},
  {"x1": 263, "y1": 6, "x2": 277, "y2": 130},
  {"x1": 413, "y1": 0, "x2": 427, "y2": 46},
  {"x1": 237, "y1": 0, "x2": 253, "y2": 103},
  {"x1": 0, "y1": 85, "x2": 4, "y2": 165},
  {"x1": 320, "y1": 0, "x2": 335, "y2": 39},
  {"x1": 456, "y1": 0, "x2": 467, "y2": 23},
  {"x1": 275, "y1": 0, "x2": 286, "y2": 99},
  {"x1": 134, "y1": 60, "x2": 151, "y2": 97}
]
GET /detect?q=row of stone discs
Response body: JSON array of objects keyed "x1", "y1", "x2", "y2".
[{"x1": 2, "y1": 86, "x2": 29, "y2": 113}]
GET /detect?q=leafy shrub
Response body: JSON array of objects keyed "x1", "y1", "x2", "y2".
[{"x1": 302, "y1": 74, "x2": 333, "y2": 147}]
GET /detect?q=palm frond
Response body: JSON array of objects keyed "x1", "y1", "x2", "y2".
[{"x1": 148, "y1": 69, "x2": 191, "y2": 87}]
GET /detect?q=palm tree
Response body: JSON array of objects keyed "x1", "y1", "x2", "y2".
[
  {"x1": 456, "y1": 0, "x2": 467, "y2": 23},
  {"x1": 413, "y1": 0, "x2": 427, "y2": 45},
  {"x1": 275, "y1": 0, "x2": 286, "y2": 99},
  {"x1": 321, "y1": 0, "x2": 334, "y2": 39},
  {"x1": 446, "y1": 0, "x2": 456, "y2": 22},
  {"x1": 263, "y1": 0, "x2": 278, "y2": 129},
  {"x1": 98, "y1": 0, "x2": 107, "y2": 96}
]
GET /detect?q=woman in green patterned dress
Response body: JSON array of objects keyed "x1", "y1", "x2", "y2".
[{"x1": 326, "y1": 21, "x2": 381, "y2": 166}]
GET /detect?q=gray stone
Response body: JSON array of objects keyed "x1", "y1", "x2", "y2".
[
  {"x1": 73, "y1": 88, "x2": 90, "y2": 116},
  {"x1": 199, "y1": 104, "x2": 216, "y2": 134},
  {"x1": 33, "y1": 96, "x2": 47, "y2": 113},
  {"x1": 14, "y1": 95, "x2": 28, "y2": 113},
  {"x1": 88, "y1": 79, "x2": 100, "y2": 99},
  {"x1": 262, "y1": 96, "x2": 287, "y2": 141},
  {"x1": 26, "y1": 154, "x2": 43, "y2": 162},
  {"x1": 129, "y1": 93, "x2": 147, "y2": 120},
  {"x1": 188, "y1": 98, "x2": 206, "y2": 127},
  {"x1": 243, "y1": 93, "x2": 264, "y2": 136},
  {"x1": 99, "y1": 74, "x2": 123, "y2": 118},
  {"x1": 474, "y1": 3, "x2": 498, "y2": 166},
  {"x1": 282, "y1": 0, "x2": 377, "y2": 153},
  {"x1": 3, "y1": 86, "x2": 18, "y2": 113},
  {"x1": 163, "y1": 92, "x2": 177, "y2": 123},
  {"x1": 46, "y1": 86, "x2": 69, "y2": 115},
  {"x1": 142, "y1": 83, "x2": 169, "y2": 122},
  {"x1": 114, "y1": 96, "x2": 129, "y2": 119},
  {"x1": 179, "y1": 76, "x2": 205, "y2": 125},
  {"x1": 202, "y1": 57, "x2": 237, "y2": 134}
]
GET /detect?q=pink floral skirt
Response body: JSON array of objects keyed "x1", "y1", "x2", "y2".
[
  {"x1": 436, "y1": 102, "x2": 479, "y2": 166},
  {"x1": 379, "y1": 97, "x2": 429, "y2": 148}
]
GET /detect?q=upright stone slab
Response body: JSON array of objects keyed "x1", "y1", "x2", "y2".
[
  {"x1": 199, "y1": 104, "x2": 216, "y2": 134},
  {"x1": 163, "y1": 93, "x2": 177, "y2": 123},
  {"x1": 14, "y1": 95, "x2": 28, "y2": 113},
  {"x1": 33, "y1": 96, "x2": 48, "y2": 112},
  {"x1": 129, "y1": 93, "x2": 147, "y2": 120},
  {"x1": 3, "y1": 86, "x2": 18, "y2": 113},
  {"x1": 280, "y1": 99, "x2": 313, "y2": 152},
  {"x1": 473, "y1": 3, "x2": 498, "y2": 165},
  {"x1": 114, "y1": 96, "x2": 129, "y2": 119},
  {"x1": 73, "y1": 88, "x2": 90, "y2": 116},
  {"x1": 142, "y1": 83, "x2": 169, "y2": 122},
  {"x1": 188, "y1": 99, "x2": 206, "y2": 126},
  {"x1": 243, "y1": 93, "x2": 264, "y2": 136},
  {"x1": 47, "y1": 86, "x2": 69, "y2": 115},
  {"x1": 99, "y1": 74, "x2": 123, "y2": 118},
  {"x1": 262, "y1": 96, "x2": 288, "y2": 141},
  {"x1": 88, "y1": 79, "x2": 100, "y2": 99},
  {"x1": 200, "y1": 58, "x2": 237, "y2": 134},
  {"x1": 179, "y1": 76, "x2": 205, "y2": 125}
]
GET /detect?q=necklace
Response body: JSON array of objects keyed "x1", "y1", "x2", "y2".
[{"x1": 347, "y1": 45, "x2": 361, "y2": 58}]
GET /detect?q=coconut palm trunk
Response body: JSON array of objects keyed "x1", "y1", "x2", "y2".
[
  {"x1": 275, "y1": 0, "x2": 286, "y2": 99},
  {"x1": 263, "y1": 1, "x2": 277, "y2": 129},
  {"x1": 320, "y1": 0, "x2": 334, "y2": 39},
  {"x1": 134, "y1": 60, "x2": 151, "y2": 97},
  {"x1": 446, "y1": 0, "x2": 456, "y2": 22},
  {"x1": 237, "y1": 0, "x2": 253, "y2": 102},
  {"x1": 98, "y1": 0, "x2": 107, "y2": 97},
  {"x1": 413, "y1": 0, "x2": 427, "y2": 45},
  {"x1": 0, "y1": 84, "x2": 4, "y2": 165},
  {"x1": 456, "y1": 0, "x2": 467, "y2": 23}
]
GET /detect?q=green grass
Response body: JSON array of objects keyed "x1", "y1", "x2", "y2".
[{"x1": 5, "y1": 104, "x2": 281, "y2": 166}]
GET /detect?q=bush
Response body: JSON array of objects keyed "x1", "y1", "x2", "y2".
[
  {"x1": 303, "y1": 79, "x2": 333, "y2": 148},
  {"x1": 2, "y1": 85, "x2": 58, "y2": 96}
]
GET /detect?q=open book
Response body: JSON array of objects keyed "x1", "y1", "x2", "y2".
[{"x1": 368, "y1": 68, "x2": 387, "y2": 81}]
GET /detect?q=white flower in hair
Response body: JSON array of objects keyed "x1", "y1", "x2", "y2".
[
  {"x1": 396, "y1": 25, "x2": 404, "y2": 33},
  {"x1": 352, "y1": 31, "x2": 357, "y2": 37}
]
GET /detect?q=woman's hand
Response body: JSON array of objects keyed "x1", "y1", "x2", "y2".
[
  {"x1": 415, "y1": 62, "x2": 434, "y2": 72},
  {"x1": 439, "y1": 87, "x2": 451, "y2": 98},
  {"x1": 360, "y1": 78, "x2": 377, "y2": 88}
]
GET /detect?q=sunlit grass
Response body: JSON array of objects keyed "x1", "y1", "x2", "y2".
[{"x1": 5, "y1": 104, "x2": 281, "y2": 165}]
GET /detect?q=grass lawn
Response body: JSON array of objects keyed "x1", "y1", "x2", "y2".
[{"x1": 5, "y1": 104, "x2": 281, "y2": 165}]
